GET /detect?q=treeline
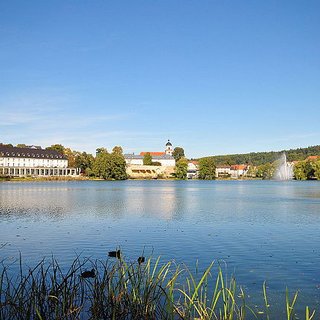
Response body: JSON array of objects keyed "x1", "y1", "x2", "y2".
[
  {"x1": 294, "y1": 159, "x2": 320, "y2": 180},
  {"x1": 46, "y1": 144, "x2": 127, "y2": 180},
  {"x1": 207, "y1": 145, "x2": 320, "y2": 166}
]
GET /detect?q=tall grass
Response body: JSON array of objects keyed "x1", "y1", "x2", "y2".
[{"x1": 0, "y1": 255, "x2": 316, "y2": 319}]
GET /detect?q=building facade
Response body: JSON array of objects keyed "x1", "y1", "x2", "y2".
[
  {"x1": 215, "y1": 164, "x2": 249, "y2": 178},
  {"x1": 124, "y1": 140, "x2": 176, "y2": 167},
  {"x1": 0, "y1": 146, "x2": 79, "y2": 177},
  {"x1": 187, "y1": 161, "x2": 199, "y2": 179}
]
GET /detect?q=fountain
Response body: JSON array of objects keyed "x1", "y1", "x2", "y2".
[{"x1": 273, "y1": 153, "x2": 294, "y2": 180}]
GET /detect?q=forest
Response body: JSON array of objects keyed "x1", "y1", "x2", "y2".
[{"x1": 204, "y1": 145, "x2": 320, "y2": 166}]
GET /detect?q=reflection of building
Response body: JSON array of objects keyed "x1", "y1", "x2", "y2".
[
  {"x1": 124, "y1": 140, "x2": 175, "y2": 167},
  {"x1": 0, "y1": 146, "x2": 79, "y2": 177}
]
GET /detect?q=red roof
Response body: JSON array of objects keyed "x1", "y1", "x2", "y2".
[
  {"x1": 140, "y1": 152, "x2": 165, "y2": 156},
  {"x1": 230, "y1": 164, "x2": 247, "y2": 170},
  {"x1": 307, "y1": 156, "x2": 320, "y2": 161}
]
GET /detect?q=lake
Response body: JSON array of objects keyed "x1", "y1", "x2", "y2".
[{"x1": 1, "y1": 180, "x2": 320, "y2": 315}]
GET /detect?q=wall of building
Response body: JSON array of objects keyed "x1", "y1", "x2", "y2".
[
  {"x1": 125, "y1": 158, "x2": 143, "y2": 165},
  {"x1": 0, "y1": 157, "x2": 68, "y2": 168},
  {"x1": 126, "y1": 165, "x2": 175, "y2": 179},
  {"x1": 125, "y1": 158, "x2": 175, "y2": 166}
]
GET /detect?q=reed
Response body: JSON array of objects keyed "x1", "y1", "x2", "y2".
[{"x1": 0, "y1": 255, "x2": 316, "y2": 319}]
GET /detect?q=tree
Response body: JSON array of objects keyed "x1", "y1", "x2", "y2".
[
  {"x1": 198, "y1": 158, "x2": 216, "y2": 180},
  {"x1": 46, "y1": 144, "x2": 65, "y2": 154},
  {"x1": 294, "y1": 160, "x2": 315, "y2": 180},
  {"x1": 109, "y1": 152, "x2": 127, "y2": 180},
  {"x1": 256, "y1": 163, "x2": 275, "y2": 179},
  {"x1": 93, "y1": 149, "x2": 109, "y2": 179},
  {"x1": 293, "y1": 161, "x2": 307, "y2": 180},
  {"x1": 64, "y1": 148, "x2": 76, "y2": 167},
  {"x1": 0, "y1": 143, "x2": 13, "y2": 147},
  {"x1": 93, "y1": 146, "x2": 127, "y2": 180},
  {"x1": 96, "y1": 147, "x2": 108, "y2": 155},
  {"x1": 305, "y1": 161, "x2": 315, "y2": 179},
  {"x1": 143, "y1": 153, "x2": 152, "y2": 165},
  {"x1": 312, "y1": 160, "x2": 320, "y2": 180},
  {"x1": 112, "y1": 146, "x2": 123, "y2": 155},
  {"x1": 16, "y1": 144, "x2": 27, "y2": 148},
  {"x1": 173, "y1": 147, "x2": 185, "y2": 162},
  {"x1": 75, "y1": 152, "x2": 95, "y2": 175},
  {"x1": 246, "y1": 166, "x2": 257, "y2": 178},
  {"x1": 175, "y1": 157, "x2": 188, "y2": 179}
]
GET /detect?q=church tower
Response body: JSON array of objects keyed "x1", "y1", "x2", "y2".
[{"x1": 165, "y1": 140, "x2": 173, "y2": 156}]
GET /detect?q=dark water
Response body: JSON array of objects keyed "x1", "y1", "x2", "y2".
[{"x1": 1, "y1": 180, "x2": 320, "y2": 315}]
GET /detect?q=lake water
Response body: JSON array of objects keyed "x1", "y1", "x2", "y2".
[{"x1": 1, "y1": 180, "x2": 320, "y2": 316}]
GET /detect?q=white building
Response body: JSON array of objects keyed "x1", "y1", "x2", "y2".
[
  {"x1": 124, "y1": 140, "x2": 175, "y2": 167},
  {"x1": 187, "y1": 161, "x2": 199, "y2": 179},
  {"x1": 215, "y1": 165, "x2": 231, "y2": 178},
  {"x1": 230, "y1": 164, "x2": 248, "y2": 178},
  {"x1": 0, "y1": 145, "x2": 79, "y2": 177}
]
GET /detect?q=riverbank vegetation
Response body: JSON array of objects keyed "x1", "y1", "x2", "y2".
[
  {"x1": 175, "y1": 157, "x2": 188, "y2": 179},
  {"x1": 205, "y1": 145, "x2": 320, "y2": 167},
  {"x1": 198, "y1": 157, "x2": 217, "y2": 180},
  {"x1": 245, "y1": 159, "x2": 320, "y2": 181},
  {"x1": 293, "y1": 159, "x2": 320, "y2": 180},
  {"x1": 92, "y1": 146, "x2": 127, "y2": 180},
  {"x1": 3, "y1": 142, "x2": 320, "y2": 181},
  {"x1": 0, "y1": 255, "x2": 316, "y2": 319}
]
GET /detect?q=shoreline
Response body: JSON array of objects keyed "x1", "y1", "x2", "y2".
[{"x1": 0, "y1": 176, "x2": 287, "y2": 182}]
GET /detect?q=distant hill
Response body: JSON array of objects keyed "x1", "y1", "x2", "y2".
[{"x1": 202, "y1": 145, "x2": 320, "y2": 166}]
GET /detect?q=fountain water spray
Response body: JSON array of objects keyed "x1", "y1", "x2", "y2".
[{"x1": 274, "y1": 153, "x2": 293, "y2": 180}]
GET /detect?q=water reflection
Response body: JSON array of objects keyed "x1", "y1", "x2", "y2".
[{"x1": 1, "y1": 180, "x2": 320, "y2": 316}]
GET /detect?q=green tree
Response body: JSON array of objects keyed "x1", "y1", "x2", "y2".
[
  {"x1": 293, "y1": 161, "x2": 307, "y2": 180},
  {"x1": 16, "y1": 144, "x2": 27, "y2": 148},
  {"x1": 64, "y1": 148, "x2": 77, "y2": 167},
  {"x1": 198, "y1": 158, "x2": 216, "y2": 180},
  {"x1": 143, "y1": 153, "x2": 152, "y2": 165},
  {"x1": 256, "y1": 163, "x2": 275, "y2": 179},
  {"x1": 46, "y1": 144, "x2": 65, "y2": 154},
  {"x1": 172, "y1": 147, "x2": 185, "y2": 162},
  {"x1": 312, "y1": 160, "x2": 320, "y2": 180},
  {"x1": 109, "y1": 152, "x2": 127, "y2": 180},
  {"x1": 93, "y1": 147, "x2": 127, "y2": 180},
  {"x1": 305, "y1": 160, "x2": 315, "y2": 179},
  {"x1": 175, "y1": 157, "x2": 188, "y2": 179},
  {"x1": 96, "y1": 147, "x2": 108, "y2": 155},
  {"x1": 246, "y1": 166, "x2": 257, "y2": 178},
  {"x1": 93, "y1": 148, "x2": 109, "y2": 178},
  {"x1": 75, "y1": 152, "x2": 95, "y2": 175},
  {"x1": 112, "y1": 146, "x2": 123, "y2": 155}
]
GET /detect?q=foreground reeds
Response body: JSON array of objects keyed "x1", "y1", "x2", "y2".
[{"x1": 0, "y1": 255, "x2": 316, "y2": 319}]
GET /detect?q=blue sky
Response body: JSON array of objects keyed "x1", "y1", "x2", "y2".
[{"x1": 1, "y1": 1, "x2": 319, "y2": 158}]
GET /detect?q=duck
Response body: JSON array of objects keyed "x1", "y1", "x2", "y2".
[
  {"x1": 108, "y1": 250, "x2": 121, "y2": 259},
  {"x1": 81, "y1": 269, "x2": 96, "y2": 278},
  {"x1": 137, "y1": 256, "x2": 145, "y2": 264}
]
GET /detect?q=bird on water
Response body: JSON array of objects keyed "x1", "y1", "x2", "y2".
[
  {"x1": 137, "y1": 256, "x2": 145, "y2": 264},
  {"x1": 108, "y1": 250, "x2": 121, "y2": 259},
  {"x1": 81, "y1": 269, "x2": 96, "y2": 278}
]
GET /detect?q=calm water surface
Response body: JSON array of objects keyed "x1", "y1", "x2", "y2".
[{"x1": 1, "y1": 180, "x2": 320, "y2": 314}]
